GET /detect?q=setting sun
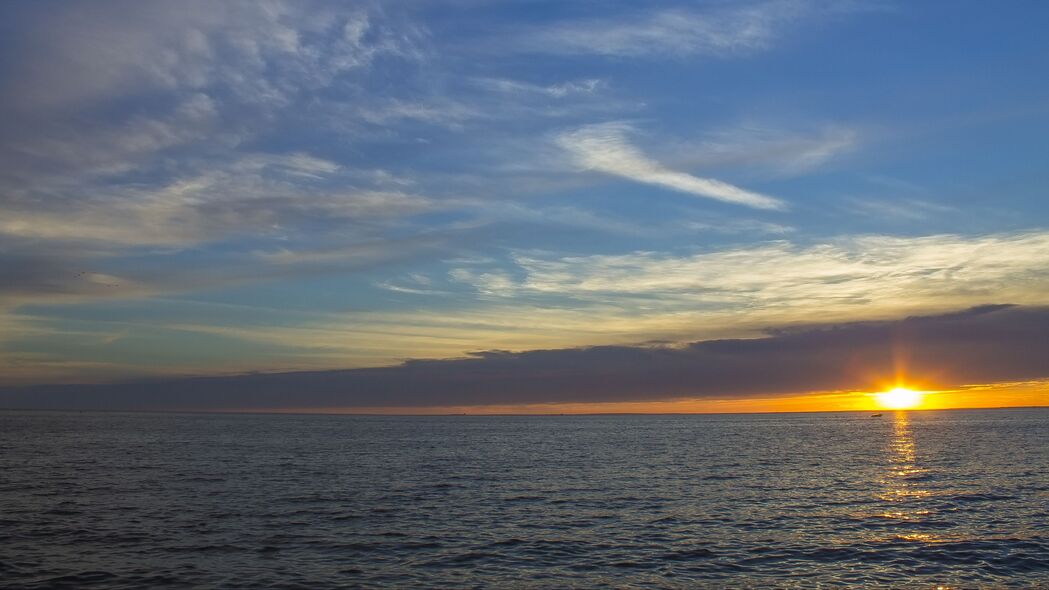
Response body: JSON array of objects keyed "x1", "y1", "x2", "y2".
[{"x1": 875, "y1": 387, "x2": 923, "y2": 410}]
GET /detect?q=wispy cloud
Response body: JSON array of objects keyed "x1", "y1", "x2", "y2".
[
  {"x1": 450, "y1": 230, "x2": 1049, "y2": 320},
  {"x1": 0, "y1": 2, "x2": 423, "y2": 187},
  {"x1": 4, "y1": 2, "x2": 420, "y2": 112},
  {"x1": 471, "y1": 77, "x2": 606, "y2": 98},
  {"x1": 682, "y1": 218, "x2": 796, "y2": 236},
  {"x1": 682, "y1": 124, "x2": 859, "y2": 176},
  {"x1": 354, "y1": 98, "x2": 478, "y2": 128},
  {"x1": 557, "y1": 123, "x2": 786, "y2": 210},
  {"x1": 845, "y1": 197, "x2": 957, "y2": 221},
  {"x1": 0, "y1": 154, "x2": 435, "y2": 247},
  {"x1": 525, "y1": 1, "x2": 816, "y2": 58},
  {"x1": 10, "y1": 226, "x2": 1049, "y2": 388},
  {"x1": 253, "y1": 233, "x2": 446, "y2": 268},
  {"x1": 0, "y1": 248, "x2": 159, "y2": 310}
]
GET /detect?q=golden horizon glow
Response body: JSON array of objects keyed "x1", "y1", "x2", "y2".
[
  {"x1": 874, "y1": 387, "x2": 924, "y2": 410},
  {"x1": 244, "y1": 379, "x2": 1049, "y2": 415}
]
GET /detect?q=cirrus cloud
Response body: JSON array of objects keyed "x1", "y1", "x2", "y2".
[{"x1": 557, "y1": 123, "x2": 786, "y2": 210}]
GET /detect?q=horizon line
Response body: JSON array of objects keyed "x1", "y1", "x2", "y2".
[{"x1": 3, "y1": 405, "x2": 1046, "y2": 418}]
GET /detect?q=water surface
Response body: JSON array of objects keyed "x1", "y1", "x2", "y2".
[{"x1": 2, "y1": 409, "x2": 1047, "y2": 588}]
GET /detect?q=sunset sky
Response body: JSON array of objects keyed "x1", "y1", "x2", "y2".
[{"x1": 1, "y1": 1, "x2": 1047, "y2": 412}]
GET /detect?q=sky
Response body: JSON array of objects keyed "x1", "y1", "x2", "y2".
[{"x1": 1, "y1": 0, "x2": 1047, "y2": 412}]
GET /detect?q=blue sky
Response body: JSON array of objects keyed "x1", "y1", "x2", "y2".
[{"x1": 2, "y1": 0, "x2": 1048, "y2": 391}]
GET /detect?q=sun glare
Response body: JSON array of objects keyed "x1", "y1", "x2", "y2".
[{"x1": 875, "y1": 387, "x2": 923, "y2": 410}]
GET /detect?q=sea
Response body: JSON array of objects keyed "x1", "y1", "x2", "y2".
[{"x1": 1, "y1": 408, "x2": 1047, "y2": 589}]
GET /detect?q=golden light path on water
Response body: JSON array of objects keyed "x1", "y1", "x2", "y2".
[
  {"x1": 877, "y1": 412, "x2": 957, "y2": 590},
  {"x1": 880, "y1": 412, "x2": 931, "y2": 511}
]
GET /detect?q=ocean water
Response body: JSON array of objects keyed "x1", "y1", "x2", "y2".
[{"x1": 1, "y1": 409, "x2": 1047, "y2": 589}]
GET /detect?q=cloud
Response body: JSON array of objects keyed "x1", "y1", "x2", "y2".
[
  {"x1": 3, "y1": 1, "x2": 419, "y2": 112},
  {"x1": 457, "y1": 200, "x2": 657, "y2": 237},
  {"x1": 0, "y1": 191, "x2": 448, "y2": 331},
  {"x1": 0, "y1": 248, "x2": 157, "y2": 309},
  {"x1": 0, "y1": 1, "x2": 424, "y2": 186},
  {"x1": 680, "y1": 124, "x2": 858, "y2": 176},
  {"x1": 471, "y1": 77, "x2": 605, "y2": 98},
  {"x1": 448, "y1": 268, "x2": 516, "y2": 298},
  {"x1": 0, "y1": 1, "x2": 443, "y2": 269},
  {"x1": 682, "y1": 218, "x2": 795, "y2": 236},
  {"x1": 253, "y1": 233, "x2": 447, "y2": 268},
  {"x1": 354, "y1": 98, "x2": 478, "y2": 127},
  {"x1": 3, "y1": 305, "x2": 1047, "y2": 410},
  {"x1": 844, "y1": 197, "x2": 957, "y2": 221},
  {"x1": 3, "y1": 93, "x2": 223, "y2": 185},
  {"x1": 525, "y1": 1, "x2": 811, "y2": 58},
  {"x1": 0, "y1": 153, "x2": 436, "y2": 247},
  {"x1": 445, "y1": 230, "x2": 1049, "y2": 329},
  {"x1": 9, "y1": 227, "x2": 1049, "y2": 389},
  {"x1": 557, "y1": 123, "x2": 786, "y2": 210}
]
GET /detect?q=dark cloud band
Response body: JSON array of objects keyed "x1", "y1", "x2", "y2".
[{"x1": 3, "y1": 304, "x2": 1046, "y2": 411}]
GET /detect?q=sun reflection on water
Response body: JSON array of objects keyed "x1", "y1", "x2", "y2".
[
  {"x1": 878, "y1": 414, "x2": 967, "y2": 590},
  {"x1": 878, "y1": 412, "x2": 932, "y2": 521}
]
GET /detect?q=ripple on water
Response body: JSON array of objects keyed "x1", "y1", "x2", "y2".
[{"x1": 1, "y1": 409, "x2": 1047, "y2": 588}]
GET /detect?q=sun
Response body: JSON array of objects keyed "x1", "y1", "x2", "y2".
[{"x1": 875, "y1": 387, "x2": 923, "y2": 410}]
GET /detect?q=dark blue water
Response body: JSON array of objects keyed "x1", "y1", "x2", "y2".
[{"x1": 1, "y1": 409, "x2": 1047, "y2": 588}]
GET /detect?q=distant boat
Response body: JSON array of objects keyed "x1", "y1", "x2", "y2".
[{"x1": 870, "y1": 413, "x2": 883, "y2": 417}]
